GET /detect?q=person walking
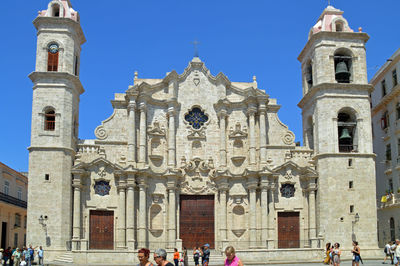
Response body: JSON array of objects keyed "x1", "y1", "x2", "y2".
[
  {"x1": 137, "y1": 248, "x2": 154, "y2": 266},
  {"x1": 12, "y1": 248, "x2": 21, "y2": 266},
  {"x1": 332, "y1": 243, "x2": 341, "y2": 266},
  {"x1": 153, "y1": 249, "x2": 174, "y2": 266},
  {"x1": 394, "y1": 240, "x2": 400, "y2": 266},
  {"x1": 173, "y1": 248, "x2": 180, "y2": 266},
  {"x1": 323, "y1": 243, "x2": 331, "y2": 265},
  {"x1": 352, "y1": 241, "x2": 361, "y2": 266},
  {"x1": 224, "y1": 246, "x2": 243, "y2": 266},
  {"x1": 201, "y1": 244, "x2": 210, "y2": 266},
  {"x1": 182, "y1": 247, "x2": 188, "y2": 266},
  {"x1": 193, "y1": 247, "x2": 200, "y2": 266},
  {"x1": 37, "y1": 246, "x2": 44, "y2": 266},
  {"x1": 4, "y1": 247, "x2": 11, "y2": 266},
  {"x1": 384, "y1": 241, "x2": 394, "y2": 264}
]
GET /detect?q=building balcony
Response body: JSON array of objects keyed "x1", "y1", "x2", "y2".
[
  {"x1": 379, "y1": 193, "x2": 400, "y2": 209},
  {"x1": 0, "y1": 192, "x2": 27, "y2": 209}
]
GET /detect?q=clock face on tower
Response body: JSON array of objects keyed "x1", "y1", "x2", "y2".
[{"x1": 48, "y1": 44, "x2": 59, "y2": 54}]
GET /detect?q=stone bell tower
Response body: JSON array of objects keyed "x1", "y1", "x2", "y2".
[
  {"x1": 298, "y1": 6, "x2": 378, "y2": 252},
  {"x1": 27, "y1": 0, "x2": 85, "y2": 255}
]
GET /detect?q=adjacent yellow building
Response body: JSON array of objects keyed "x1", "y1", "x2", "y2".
[{"x1": 0, "y1": 162, "x2": 27, "y2": 249}]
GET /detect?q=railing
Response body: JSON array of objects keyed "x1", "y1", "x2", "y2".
[
  {"x1": 339, "y1": 144, "x2": 358, "y2": 153},
  {"x1": 379, "y1": 193, "x2": 400, "y2": 208},
  {"x1": 0, "y1": 192, "x2": 27, "y2": 208},
  {"x1": 44, "y1": 121, "x2": 55, "y2": 131}
]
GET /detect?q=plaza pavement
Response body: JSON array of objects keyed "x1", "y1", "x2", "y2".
[{"x1": 45, "y1": 259, "x2": 386, "y2": 266}]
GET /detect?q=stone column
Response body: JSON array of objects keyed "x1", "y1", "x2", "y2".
[
  {"x1": 218, "y1": 110, "x2": 227, "y2": 167},
  {"x1": 127, "y1": 99, "x2": 136, "y2": 163},
  {"x1": 258, "y1": 104, "x2": 267, "y2": 165},
  {"x1": 72, "y1": 174, "x2": 82, "y2": 250},
  {"x1": 332, "y1": 117, "x2": 338, "y2": 153},
  {"x1": 117, "y1": 177, "x2": 127, "y2": 249},
  {"x1": 247, "y1": 106, "x2": 257, "y2": 165},
  {"x1": 139, "y1": 102, "x2": 147, "y2": 164},
  {"x1": 248, "y1": 180, "x2": 258, "y2": 247},
  {"x1": 167, "y1": 184, "x2": 177, "y2": 248},
  {"x1": 167, "y1": 105, "x2": 176, "y2": 167},
  {"x1": 267, "y1": 183, "x2": 276, "y2": 248},
  {"x1": 138, "y1": 180, "x2": 147, "y2": 247},
  {"x1": 260, "y1": 180, "x2": 268, "y2": 247},
  {"x1": 126, "y1": 174, "x2": 136, "y2": 250},
  {"x1": 309, "y1": 188, "x2": 317, "y2": 247},
  {"x1": 219, "y1": 186, "x2": 228, "y2": 246}
]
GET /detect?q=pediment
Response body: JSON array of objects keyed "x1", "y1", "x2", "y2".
[
  {"x1": 272, "y1": 161, "x2": 318, "y2": 177},
  {"x1": 72, "y1": 157, "x2": 124, "y2": 171}
]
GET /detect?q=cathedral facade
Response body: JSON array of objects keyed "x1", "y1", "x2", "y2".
[{"x1": 27, "y1": 1, "x2": 380, "y2": 264}]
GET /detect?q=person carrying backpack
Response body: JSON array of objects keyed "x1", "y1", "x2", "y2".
[{"x1": 384, "y1": 241, "x2": 393, "y2": 264}]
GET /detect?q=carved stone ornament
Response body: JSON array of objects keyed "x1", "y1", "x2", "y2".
[
  {"x1": 97, "y1": 166, "x2": 107, "y2": 178},
  {"x1": 94, "y1": 125, "x2": 108, "y2": 140},
  {"x1": 229, "y1": 122, "x2": 248, "y2": 139},
  {"x1": 151, "y1": 193, "x2": 164, "y2": 203},
  {"x1": 180, "y1": 157, "x2": 217, "y2": 194},
  {"x1": 193, "y1": 78, "x2": 200, "y2": 86},
  {"x1": 232, "y1": 229, "x2": 246, "y2": 238},
  {"x1": 147, "y1": 122, "x2": 166, "y2": 137},
  {"x1": 282, "y1": 131, "x2": 295, "y2": 145},
  {"x1": 187, "y1": 128, "x2": 206, "y2": 140},
  {"x1": 230, "y1": 194, "x2": 247, "y2": 205},
  {"x1": 283, "y1": 169, "x2": 294, "y2": 180}
]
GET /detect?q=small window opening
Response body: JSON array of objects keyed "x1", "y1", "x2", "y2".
[
  {"x1": 396, "y1": 104, "x2": 400, "y2": 120},
  {"x1": 381, "y1": 111, "x2": 389, "y2": 130},
  {"x1": 350, "y1": 205, "x2": 354, "y2": 213},
  {"x1": 390, "y1": 217, "x2": 396, "y2": 241},
  {"x1": 74, "y1": 56, "x2": 79, "y2": 76},
  {"x1": 334, "y1": 53, "x2": 352, "y2": 83},
  {"x1": 393, "y1": 69, "x2": 398, "y2": 87},
  {"x1": 52, "y1": 4, "x2": 60, "y2": 17},
  {"x1": 44, "y1": 110, "x2": 56, "y2": 131},
  {"x1": 386, "y1": 144, "x2": 392, "y2": 161},
  {"x1": 338, "y1": 112, "x2": 357, "y2": 152},
  {"x1": 335, "y1": 22, "x2": 343, "y2": 32},
  {"x1": 349, "y1": 181, "x2": 353, "y2": 189},
  {"x1": 306, "y1": 63, "x2": 313, "y2": 88},
  {"x1": 397, "y1": 139, "x2": 400, "y2": 157},
  {"x1": 389, "y1": 178, "x2": 394, "y2": 193},
  {"x1": 348, "y1": 159, "x2": 353, "y2": 167},
  {"x1": 382, "y1": 80, "x2": 387, "y2": 97},
  {"x1": 45, "y1": 174, "x2": 50, "y2": 181}
]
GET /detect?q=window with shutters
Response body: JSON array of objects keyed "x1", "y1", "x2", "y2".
[
  {"x1": 44, "y1": 110, "x2": 56, "y2": 131},
  {"x1": 47, "y1": 43, "x2": 59, "y2": 72}
]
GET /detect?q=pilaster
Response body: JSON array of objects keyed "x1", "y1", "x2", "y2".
[
  {"x1": 137, "y1": 177, "x2": 147, "y2": 248},
  {"x1": 126, "y1": 173, "x2": 136, "y2": 250},
  {"x1": 247, "y1": 105, "x2": 257, "y2": 166},
  {"x1": 116, "y1": 176, "x2": 127, "y2": 249},
  {"x1": 127, "y1": 95, "x2": 137, "y2": 164},
  {"x1": 167, "y1": 102, "x2": 177, "y2": 167},
  {"x1": 258, "y1": 98, "x2": 268, "y2": 166},
  {"x1": 138, "y1": 102, "x2": 147, "y2": 165},
  {"x1": 247, "y1": 178, "x2": 258, "y2": 247},
  {"x1": 218, "y1": 110, "x2": 228, "y2": 168},
  {"x1": 72, "y1": 172, "x2": 83, "y2": 251},
  {"x1": 167, "y1": 178, "x2": 177, "y2": 248}
]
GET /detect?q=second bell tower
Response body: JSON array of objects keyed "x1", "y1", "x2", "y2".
[{"x1": 298, "y1": 6, "x2": 378, "y2": 250}]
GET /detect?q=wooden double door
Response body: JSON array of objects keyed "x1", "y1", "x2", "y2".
[
  {"x1": 89, "y1": 210, "x2": 114, "y2": 250},
  {"x1": 277, "y1": 212, "x2": 300, "y2": 248},
  {"x1": 180, "y1": 195, "x2": 214, "y2": 249}
]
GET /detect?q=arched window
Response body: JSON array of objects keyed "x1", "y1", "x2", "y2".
[
  {"x1": 305, "y1": 61, "x2": 313, "y2": 89},
  {"x1": 338, "y1": 111, "x2": 357, "y2": 152},
  {"x1": 334, "y1": 50, "x2": 352, "y2": 83},
  {"x1": 44, "y1": 110, "x2": 56, "y2": 131},
  {"x1": 307, "y1": 116, "x2": 314, "y2": 149},
  {"x1": 51, "y1": 4, "x2": 60, "y2": 17},
  {"x1": 47, "y1": 43, "x2": 59, "y2": 72},
  {"x1": 335, "y1": 21, "x2": 343, "y2": 32},
  {"x1": 390, "y1": 217, "x2": 396, "y2": 241}
]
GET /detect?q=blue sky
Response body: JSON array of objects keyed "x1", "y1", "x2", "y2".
[{"x1": 0, "y1": 0, "x2": 399, "y2": 172}]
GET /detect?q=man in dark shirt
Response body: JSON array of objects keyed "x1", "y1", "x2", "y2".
[{"x1": 202, "y1": 244, "x2": 210, "y2": 266}]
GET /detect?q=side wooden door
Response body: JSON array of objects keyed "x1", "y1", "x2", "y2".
[
  {"x1": 89, "y1": 210, "x2": 114, "y2": 250},
  {"x1": 277, "y1": 212, "x2": 300, "y2": 248}
]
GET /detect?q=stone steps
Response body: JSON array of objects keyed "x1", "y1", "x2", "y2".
[{"x1": 53, "y1": 252, "x2": 73, "y2": 264}]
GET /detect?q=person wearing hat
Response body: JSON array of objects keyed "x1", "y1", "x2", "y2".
[{"x1": 201, "y1": 244, "x2": 210, "y2": 266}]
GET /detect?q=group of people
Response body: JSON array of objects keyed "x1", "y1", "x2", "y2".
[
  {"x1": 323, "y1": 241, "x2": 361, "y2": 266},
  {"x1": 0, "y1": 245, "x2": 44, "y2": 266},
  {"x1": 383, "y1": 239, "x2": 400, "y2": 265},
  {"x1": 137, "y1": 245, "x2": 243, "y2": 266}
]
